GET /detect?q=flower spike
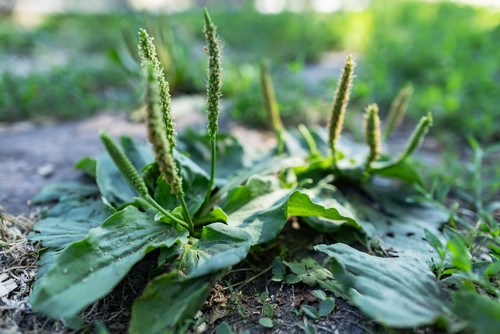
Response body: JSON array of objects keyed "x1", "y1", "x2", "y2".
[
  {"x1": 328, "y1": 55, "x2": 355, "y2": 166},
  {"x1": 99, "y1": 131, "x2": 149, "y2": 198},
  {"x1": 138, "y1": 28, "x2": 176, "y2": 151},
  {"x1": 364, "y1": 103, "x2": 382, "y2": 169},
  {"x1": 203, "y1": 8, "x2": 223, "y2": 138},
  {"x1": 398, "y1": 112, "x2": 433, "y2": 162},
  {"x1": 383, "y1": 84, "x2": 413, "y2": 139},
  {"x1": 143, "y1": 63, "x2": 183, "y2": 196}
]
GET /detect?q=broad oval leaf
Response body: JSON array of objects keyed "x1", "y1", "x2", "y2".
[
  {"x1": 358, "y1": 181, "x2": 448, "y2": 262},
  {"x1": 181, "y1": 223, "x2": 252, "y2": 278},
  {"x1": 370, "y1": 158, "x2": 424, "y2": 186},
  {"x1": 453, "y1": 291, "x2": 500, "y2": 334},
  {"x1": 288, "y1": 184, "x2": 360, "y2": 232},
  {"x1": 316, "y1": 243, "x2": 447, "y2": 327},
  {"x1": 30, "y1": 206, "x2": 189, "y2": 319},
  {"x1": 130, "y1": 272, "x2": 212, "y2": 334},
  {"x1": 223, "y1": 176, "x2": 290, "y2": 245},
  {"x1": 29, "y1": 199, "x2": 113, "y2": 249}
]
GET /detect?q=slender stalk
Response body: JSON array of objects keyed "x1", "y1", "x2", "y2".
[
  {"x1": 298, "y1": 124, "x2": 319, "y2": 156},
  {"x1": 178, "y1": 194, "x2": 194, "y2": 234},
  {"x1": 202, "y1": 8, "x2": 222, "y2": 205},
  {"x1": 276, "y1": 128, "x2": 285, "y2": 155},
  {"x1": 260, "y1": 60, "x2": 284, "y2": 154},
  {"x1": 328, "y1": 55, "x2": 355, "y2": 168},
  {"x1": 204, "y1": 137, "x2": 217, "y2": 204},
  {"x1": 144, "y1": 195, "x2": 190, "y2": 230}
]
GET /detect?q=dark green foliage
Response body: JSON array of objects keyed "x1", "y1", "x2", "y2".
[
  {"x1": 0, "y1": 65, "x2": 132, "y2": 122},
  {"x1": 358, "y1": 0, "x2": 500, "y2": 142}
]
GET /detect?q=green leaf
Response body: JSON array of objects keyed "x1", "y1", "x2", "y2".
[
  {"x1": 447, "y1": 234, "x2": 472, "y2": 272},
  {"x1": 311, "y1": 290, "x2": 327, "y2": 301},
  {"x1": 181, "y1": 223, "x2": 253, "y2": 278},
  {"x1": 215, "y1": 322, "x2": 235, "y2": 334},
  {"x1": 75, "y1": 157, "x2": 97, "y2": 178},
  {"x1": 120, "y1": 136, "x2": 154, "y2": 171},
  {"x1": 283, "y1": 258, "x2": 344, "y2": 297},
  {"x1": 300, "y1": 305, "x2": 319, "y2": 319},
  {"x1": 318, "y1": 298, "x2": 335, "y2": 317},
  {"x1": 424, "y1": 229, "x2": 444, "y2": 253},
  {"x1": 29, "y1": 184, "x2": 114, "y2": 277},
  {"x1": 223, "y1": 176, "x2": 290, "y2": 245},
  {"x1": 370, "y1": 158, "x2": 424, "y2": 186},
  {"x1": 453, "y1": 291, "x2": 500, "y2": 334},
  {"x1": 32, "y1": 182, "x2": 99, "y2": 204},
  {"x1": 96, "y1": 153, "x2": 137, "y2": 205},
  {"x1": 258, "y1": 317, "x2": 274, "y2": 328},
  {"x1": 263, "y1": 303, "x2": 274, "y2": 318},
  {"x1": 29, "y1": 198, "x2": 113, "y2": 249},
  {"x1": 287, "y1": 183, "x2": 360, "y2": 232},
  {"x1": 130, "y1": 272, "x2": 212, "y2": 334},
  {"x1": 285, "y1": 273, "x2": 301, "y2": 284},
  {"x1": 357, "y1": 182, "x2": 448, "y2": 261},
  {"x1": 302, "y1": 318, "x2": 317, "y2": 334},
  {"x1": 316, "y1": 243, "x2": 447, "y2": 327},
  {"x1": 178, "y1": 129, "x2": 249, "y2": 186},
  {"x1": 271, "y1": 258, "x2": 286, "y2": 282},
  {"x1": 195, "y1": 207, "x2": 228, "y2": 226},
  {"x1": 30, "y1": 206, "x2": 189, "y2": 318}
]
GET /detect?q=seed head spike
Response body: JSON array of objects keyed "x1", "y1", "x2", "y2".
[
  {"x1": 398, "y1": 112, "x2": 433, "y2": 162},
  {"x1": 99, "y1": 131, "x2": 149, "y2": 198},
  {"x1": 384, "y1": 84, "x2": 413, "y2": 139},
  {"x1": 260, "y1": 60, "x2": 283, "y2": 131},
  {"x1": 138, "y1": 28, "x2": 176, "y2": 151},
  {"x1": 328, "y1": 55, "x2": 355, "y2": 163},
  {"x1": 364, "y1": 103, "x2": 382, "y2": 168},
  {"x1": 203, "y1": 8, "x2": 223, "y2": 138},
  {"x1": 144, "y1": 63, "x2": 183, "y2": 195}
]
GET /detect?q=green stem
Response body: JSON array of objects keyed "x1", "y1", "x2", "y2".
[
  {"x1": 276, "y1": 128, "x2": 284, "y2": 155},
  {"x1": 298, "y1": 124, "x2": 319, "y2": 156},
  {"x1": 145, "y1": 194, "x2": 189, "y2": 230},
  {"x1": 204, "y1": 136, "x2": 217, "y2": 205},
  {"x1": 178, "y1": 194, "x2": 194, "y2": 234}
]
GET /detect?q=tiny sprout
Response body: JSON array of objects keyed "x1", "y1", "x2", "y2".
[
  {"x1": 328, "y1": 54, "x2": 355, "y2": 167},
  {"x1": 364, "y1": 103, "x2": 382, "y2": 169}
]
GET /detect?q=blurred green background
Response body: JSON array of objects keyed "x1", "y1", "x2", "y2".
[{"x1": 0, "y1": 0, "x2": 499, "y2": 145}]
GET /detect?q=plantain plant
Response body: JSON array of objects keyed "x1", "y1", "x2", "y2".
[
  {"x1": 28, "y1": 10, "x2": 350, "y2": 333},
  {"x1": 27, "y1": 9, "x2": 499, "y2": 334}
]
